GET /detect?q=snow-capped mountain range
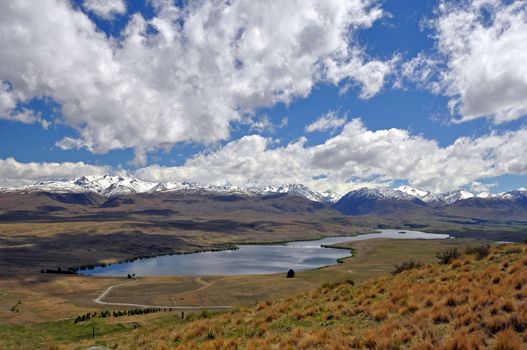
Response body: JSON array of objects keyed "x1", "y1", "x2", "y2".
[
  {"x1": 0, "y1": 175, "x2": 338, "y2": 204},
  {"x1": 0, "y1": 175, "x2": 525, "y2": 205},
  {"x1": 341, "y1": 185, "x2": 527, "y2": 205}
]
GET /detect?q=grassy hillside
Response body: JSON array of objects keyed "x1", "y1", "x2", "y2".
[{"x1": 52, "y1": 242, "x2": 527, "y2": 349}]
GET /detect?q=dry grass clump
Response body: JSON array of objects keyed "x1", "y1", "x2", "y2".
[
  {"x1": 493, "y1": 328, "x2": 524, "y2": 350},
  {"x1": 65, "y1": 243, "x2": 527, "y2": 349}
]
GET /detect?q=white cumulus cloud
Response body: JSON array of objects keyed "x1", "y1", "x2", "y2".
[
  {"x1": 133, "y1": 119, "x2": 527, "y2": 194},
  {"x1": 306, "y1": 110, "x2": 348, "y2": 133},
  {"x1": 0, "y1": 158, "x2": 110, "y2": 187},
  {"x1": 83, "y1": 0, "x2": 126, "y2": 20},
  {"x1": 406, "y1": 0, "x2": 527, "y2": 124},
  {"x1": 0, "y1": 81, "x2": 49, "y2": 128},
  {"x1": 0, "y1": 0, "x2": 393, "y2": 160}
]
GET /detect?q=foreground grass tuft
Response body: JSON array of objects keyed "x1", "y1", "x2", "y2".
[{"x1": 494, "y1": 328, "x2": 523, "y2": 350}]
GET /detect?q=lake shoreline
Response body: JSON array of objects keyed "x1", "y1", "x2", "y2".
[
  {"x1": 55, "y1": 231, "x2": 377, "y2": 276},
  {"x1": 78, "y1": 229, "x2": 451, "y2": 277}
]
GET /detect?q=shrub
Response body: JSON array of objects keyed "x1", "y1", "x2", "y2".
[
  {"x1": 437, "y1": 248, "x2": 461, "y2": 264},
  {"x1": 392, "y1": 260, "x2": 423, "y2": 275},
  {"x1": 465, "y1": 245, "x2": 490, "y2": 260}
]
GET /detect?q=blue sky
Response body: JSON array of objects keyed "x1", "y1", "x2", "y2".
[{"x1": 1, "y1": 0, "x2": 527, "y2": 194}]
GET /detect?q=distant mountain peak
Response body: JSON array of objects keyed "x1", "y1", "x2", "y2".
[
  {"x1": 339, "y1": 185, "x2": 441, "y2": 204},
  {"x1": 438, "y1": 189, "x2": 475, "y2": 205},
  {"x1": 396, "y1": 185, "x2": 438, "y2": 203},
  {"x1": 346, "y1": 186, "x2": 414, "y2": 200}
]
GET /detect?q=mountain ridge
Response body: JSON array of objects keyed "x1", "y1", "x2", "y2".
[
  {"x1": 338, "y1": 185, "x2": 527, "y2": 206},
  {"x1": 0, "y1": 175, "x2": 338, "y2": 204},
  {"x1": 1, "y1": 175, "x2": 525, "y2": 207}
]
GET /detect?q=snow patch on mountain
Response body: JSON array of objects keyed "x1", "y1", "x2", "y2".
[
  {"x1": 340, "y1": 187, "x2": 415, "y2": 201},
  {"x1": 438, "y1": 190, "x2": 475, "y2": 205},
  {"x1": 499, "y1": 189, "x2": 527, "y2": 201},
  {"x1": 396, "y1": 185, "x2": 439, "y2": 203},
  {"x1": 251, "y1": 184, "x2": 335, "y2": 203},
  {"x1": 75, "y1": 175, "x2": 157, "y2": 196}
]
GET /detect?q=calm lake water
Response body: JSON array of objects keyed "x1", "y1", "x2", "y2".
[{"x1": 81, "y1": 229, "x2": 450, "y2": 277}]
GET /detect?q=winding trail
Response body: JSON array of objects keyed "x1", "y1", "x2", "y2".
[
  {"x1": 194, "y1": 276, "x2": 216, "y2": 292},
  {"x1": 94, "y1": 278, "x2": 232, "y2": 310}
]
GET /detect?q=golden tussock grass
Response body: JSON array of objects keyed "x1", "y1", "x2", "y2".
[{"x1": 493, "y1": 328, "x2": 524, "y2": 350}]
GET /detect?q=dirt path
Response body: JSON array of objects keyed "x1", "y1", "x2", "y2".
[
  {"x1": 193, "y1": 276, "x2": 216, "y2": 292},
  {"x1": 94, "y1": 278, "x2": 231, "y2": 310}
]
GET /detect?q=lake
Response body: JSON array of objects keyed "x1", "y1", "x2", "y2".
[{"x1": 80, "y1": 229, "x2": 450, "y2": 277}]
